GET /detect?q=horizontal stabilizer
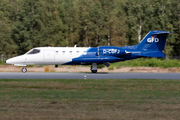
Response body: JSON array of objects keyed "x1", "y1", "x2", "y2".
[{"x1": 137, "y1": 51, "x2": 165, "y2": 57}]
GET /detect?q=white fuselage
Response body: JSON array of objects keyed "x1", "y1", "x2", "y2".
[{"x1": 6, "y1": 47, "x2": 90, "y2": 66}]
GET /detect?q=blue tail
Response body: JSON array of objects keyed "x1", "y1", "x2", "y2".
[
  {"x1": 134, "y1": 30, "x2": 171, "y2": 57},
  {"x1": 137, "y1": 30, "x2": 170, "y2": 51}
]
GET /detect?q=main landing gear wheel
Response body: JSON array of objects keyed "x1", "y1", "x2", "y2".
[
  {"x1": 91, "y1": 63, "x2": 97, "y2": 73},
  {"x1": 91, "y1": 70, "x2": 97, "y2": 73},
  {"x1": 22, "y1": 67, "x2": 27, "y2": 73}
]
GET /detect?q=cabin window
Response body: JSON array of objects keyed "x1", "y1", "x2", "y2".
[
  {"x1": 76, "y1": 51, "x2": 79, "y2": 54},
  {"x1": 27, "y1": 49, "x2": 40, "y2": 54},
  {"x1": 62, "y1": 51, "x2": 65, "y2": 55},
  {"x1": 56, "y1": 51, "x2": 58, "y2": 55},
  {"x1": 69, "y1": 51, "x2": 72, "y2": 55}
]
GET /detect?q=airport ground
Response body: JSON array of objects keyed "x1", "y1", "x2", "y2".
[
  {"x1": 0, "y1": 79, "x2": 180, "y2": 120},
  {"x1": 1, "y1": 65, "x2": 180, "y2": 119},
  {"x1": 1, "y1": 64, "x2": 180, "y2": 73}
]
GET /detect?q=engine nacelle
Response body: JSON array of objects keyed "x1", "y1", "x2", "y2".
[{"x1": 98, "y1": 46, "x2": 126, "y2": 56}]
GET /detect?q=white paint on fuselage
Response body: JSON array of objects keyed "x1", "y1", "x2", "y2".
[{"x1": 6, "y1": 47, "x2": 90, "y2": 66}]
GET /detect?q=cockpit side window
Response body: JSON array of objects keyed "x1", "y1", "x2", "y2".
[{"x1": 27, "y1": 49, "x2": 40, "y2": 54}]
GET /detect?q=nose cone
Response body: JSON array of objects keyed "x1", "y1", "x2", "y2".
[
  {"x1": 6, "y1": 58, "x2": 14, "y2": 64},
  {"x1": 6, "y1": 55, "x2": 25, "y2": 65},
  {"x1": 6, "y1": 58, "x2": 17, "y2": 64},
  {"x1": 6, "y1": 59, "x2": 10, "y2": 64}
]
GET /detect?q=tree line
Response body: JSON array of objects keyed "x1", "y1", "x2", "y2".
[{"x1": 0, "y1": 0, "x2": 180, "y2": 56}]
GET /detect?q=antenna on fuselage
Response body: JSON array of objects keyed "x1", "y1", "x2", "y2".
[{"x1": 74, "y1": 44, "x2": 78, "y2": 47}]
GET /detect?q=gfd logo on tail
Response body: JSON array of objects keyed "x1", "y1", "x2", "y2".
[{"x1": 147, "y1": 36, "x2": 159, "y2": 43}]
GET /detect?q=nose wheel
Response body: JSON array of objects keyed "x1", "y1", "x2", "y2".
[{"x1": 22, "y1": 67, "x2": 27, "y2": 73}]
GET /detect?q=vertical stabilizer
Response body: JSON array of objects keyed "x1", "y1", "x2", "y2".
[{"x1": 137, "y1": 31, "x2": 170, "y2": 51}]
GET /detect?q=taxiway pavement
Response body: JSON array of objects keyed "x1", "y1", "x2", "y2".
[{"x1": 0, "y1": 72, "x2": 180, "y2": 79}]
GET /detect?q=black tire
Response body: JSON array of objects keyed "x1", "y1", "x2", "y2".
[
  {"x1": 91, "y1": 70, "x2": 97, "y2": 73},
  {"x1": 22, "y1": 67, "x2": 27, "y2": 73}
]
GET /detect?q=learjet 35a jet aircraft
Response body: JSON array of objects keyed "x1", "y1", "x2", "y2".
[{"x1": 6, "y1": 30, "x2": 171, "y2": 73}]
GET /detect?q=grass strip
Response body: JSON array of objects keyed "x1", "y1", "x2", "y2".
[{"x1": 0, "y1": 79, "x2": 180, "y2": 120}]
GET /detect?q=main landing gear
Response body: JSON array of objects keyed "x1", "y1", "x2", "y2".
[
  {"x1": 21, "y1": 67, "x2": 27, "y2": 73},
  {"x1": 90, "y1": 62, "x2": 110, "y2": 73},
  {"x1": 91, "y1": 63, "x2": 97, "y2": 73}
]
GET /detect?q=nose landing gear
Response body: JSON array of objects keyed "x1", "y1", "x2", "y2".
[{"x1": 21, "y1": 67, "x2": 27, "y2": 73}]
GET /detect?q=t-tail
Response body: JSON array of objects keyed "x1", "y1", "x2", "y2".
[{"x1": 135, "y1": 30, "x2": 171, "y2": 57}]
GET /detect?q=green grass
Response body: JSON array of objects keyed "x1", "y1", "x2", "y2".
[
  {"x1": 111, "y1": 58, "x2": 180, "y2": 68},
  {"x1": 0, "y1": 79, "x2": 180, "y2": 120},
  {"x1": 0, "y1": 59, "x2": 2, "y2": 66}
]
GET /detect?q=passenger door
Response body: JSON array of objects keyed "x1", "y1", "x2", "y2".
[{"x1": 44, "y1": 50, "x2": 55, "y2": 60}]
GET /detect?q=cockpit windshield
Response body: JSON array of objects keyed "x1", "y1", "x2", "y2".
[{"x1": 27, "y1": 49, "x2": 40, "y2": 54}]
